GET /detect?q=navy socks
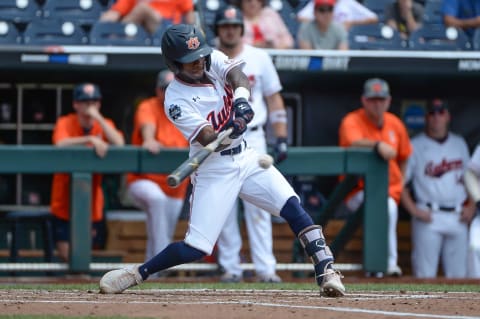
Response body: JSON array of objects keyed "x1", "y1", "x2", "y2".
[
  {"x1": 138, "y1": 241, "x2": 206, "y2": 280},
  {"x1": 280, "y1": 196, "x2": 314, "y2": 236}
]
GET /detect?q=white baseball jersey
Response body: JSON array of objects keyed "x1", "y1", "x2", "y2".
[
  {"x1": 165, "y1": 49, "x2": 244, "y2": 156},
  {"x1": 405, "y1": 132, "x2": 470, "y2": 208},
  {"x1": 238, "y1": 44, "x2": 282, "y2": 130},
  {"x1": 405, "y1": 132, "x2": 470, "y2": 278},
  {"x1": 163, "y1": 49, "x2": 297, "y2": 254}
]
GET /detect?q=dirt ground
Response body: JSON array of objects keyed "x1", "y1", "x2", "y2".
[{"x1": 1, "y1": 276, "x2": 480, "y2": 319}]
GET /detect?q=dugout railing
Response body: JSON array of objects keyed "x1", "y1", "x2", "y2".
[{"x1": 0, "y1": 146, "x2": 388, "y2": 274}]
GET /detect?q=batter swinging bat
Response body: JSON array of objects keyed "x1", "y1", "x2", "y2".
[{"x1": 167, "y1": 128, "x2": 234, "y2": 188}]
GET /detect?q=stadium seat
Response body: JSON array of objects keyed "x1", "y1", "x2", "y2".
[
  {"x1": 89, "y1": 22, "x2": 151, "y2": 46},
  {"x1": 348, "y1": 24, "x2": 407, "y2": 50},
  {"x1": 196, "y1": 0, "x2": 229, "y2": 28},
  {"x1": 0, "y1": 0, "x2": 42, "y2": 24},
  {"x1": 423, "y1": 0, "x2": 443, "y2": 25},
  {"x1": 151, "y1": 19, "x2": 173, "y2": 46},
  {"x1": 23, "y1": 20, "x2": 89, "y2": 45},
  {"x1": 268, "y1": 0, "x2": 300, "y2": 40},
  {"x1": 42, "y1": 0, "x2": 104, "y2": 28},
  {"x1": 363, "y1": 0, "x2": 395, "y2": 23},
  {"x1": 0, "y1": 21, "x2": 22, "y2": 45},
  {"x1": 472, "y1": 28, "x2": 480, "y2": 50},
  {"x1": 408, "y1": 24, "x2": 471, "y2": 50}
]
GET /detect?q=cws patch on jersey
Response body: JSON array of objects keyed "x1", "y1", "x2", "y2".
[{"x1": 168, "y1": 104, "x2": 182, "y2": 120}]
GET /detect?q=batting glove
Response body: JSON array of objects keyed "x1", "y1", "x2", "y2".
[
  {"x1": 228, "y1": 117, "x2": 247, "y2": 139},
  {"x1": 273, "y1": 137, "x2": 288, "y2": 164},
  {"x1": 233, "y1": 98, "x2": 254, "y2": 124}
]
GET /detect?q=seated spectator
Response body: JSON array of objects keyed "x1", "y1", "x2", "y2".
[
  {"x1": 99, "y1": 0, "x2": 195, "y2": 34},
  {"x1": 385, "y1": 0, "x2": 423, "y2": 39},
  {"x1": 297, "y1": 0, "x2": 349, "y2": 50},
  {"x1": 443, "y1": 0, "x2": 480, "y2": 39},
  {"x1": 232, "y1": 0, "x2": 294, "y2": 49},
  {"x1": 297, "y1": 0, "x2": 378, "y2": 31}
]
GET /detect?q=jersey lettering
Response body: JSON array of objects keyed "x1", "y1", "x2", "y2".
[
  {"x1": 424, "y1": 158, "x2": 463, "y2": 178},
  {"x1": 206, "y1": 85, "x2": 234, "y2": 131}
]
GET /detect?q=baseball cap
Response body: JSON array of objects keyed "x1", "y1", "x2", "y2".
[
  {"x1": 156, "y1": 70, "x2": 175, "y2": 89},
  {"x1": 427, "y1": 98, "x2": 448, "y2": 112},
  {"x1": 315, "y1": 0, "x2": 336, "y2": 7},
  {"x1": 73, "y1": 83, "x2": 101, "y2": 101},
  {"x1": 363, "y1": 78, "x2": 390, "y2": 98}
]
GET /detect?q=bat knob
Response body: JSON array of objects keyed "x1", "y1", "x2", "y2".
[{"x1": 167, "y1": 174, "x2": 180, "y2": 188}]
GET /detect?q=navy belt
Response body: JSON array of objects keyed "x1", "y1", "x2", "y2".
[
  {"x1": 426, "y1": 203, "x2": 457, "y2": 212},
  {"x1": 249, "y1": 125, "x2": 259, "y2": 131},
  {"x1": 220, "y1": 140, "x2": 246, "y2": 156}
]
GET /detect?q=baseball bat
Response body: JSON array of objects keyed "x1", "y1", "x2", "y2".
[{"x1": 167, "y1": 128, "x2": 234, "y2": 188}]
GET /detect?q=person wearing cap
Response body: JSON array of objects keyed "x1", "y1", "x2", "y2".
[
  {"x1": 402, "y1": 99, "x2": 475, "y2": 278},
  {"x1": 126, "y1": 70, "x2": 189, "y2": 267},
  {"x1": 297, "y1": 0, "x2": 349, "y2": 50},
  {"x1": 339, "y1": 78, "x2": 412, "y2": 277},
  {"x1": 297, "y1": 0, "x2": 378, "y2": 31},
  {"x1": 213, "y1": 5, "x2": 288, "y2": 283},
  {"x1": 50, "y1": 83, "x2": 125, "y2": 262}
]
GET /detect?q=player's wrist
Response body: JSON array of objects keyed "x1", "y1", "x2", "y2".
[{"x1": 234, "y1": 87, "x2": 250, "y2": 101}]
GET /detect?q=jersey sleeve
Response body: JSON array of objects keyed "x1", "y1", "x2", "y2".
[
  {"x1": 442, "y1": 0, "x2": 459, "y2": 17},
  {"x1": 403, "y1": 137, "x2": 419, "y2": 184},
  {"x1": 469, "y1": 144, "x2": 480, "y2": 174},
  {"x1": 52, "y1": 117, "x2": 70, "y2": 144},
  {"x1": 260, "y1": 50, "x2": 282, "y2": 97},
  {"x1": 209, "y1": 49, "x2": 245, "y2": 84},
  {"x1": 110, "y1": 0, "x2": 134, "y2": 16}
]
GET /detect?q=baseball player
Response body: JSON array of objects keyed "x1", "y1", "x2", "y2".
[
  {"x1": 126, "y1": 70, "x2": 190, "y2": 267},
  {"x1": 214, "y1": 6, "x2": 287, "y2": 283},
  {"x1": 99, "y1": 24, "x2": 345, "y2": 297},
  {"x1": 463, "y1": 143, "x2": 480, "y2": 278},
  {"x1": 401, "y1": 99, "x2": 475, "y2": 278},
  {"x1": 51, "y1": 83, "x2": 125, "y2": 262}
]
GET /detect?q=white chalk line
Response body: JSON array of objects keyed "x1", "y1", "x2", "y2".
[{"x1": 2, "y1": 290, "x2": 480, "y2": 319}]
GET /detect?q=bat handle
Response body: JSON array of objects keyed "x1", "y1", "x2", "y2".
[{"x1": 167, "y1": 174, "x2": 181, "y2": 188}]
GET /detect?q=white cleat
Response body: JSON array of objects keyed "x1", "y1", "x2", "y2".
[
  {"x1": 320, "y1": 268, "x2": 346, "y2": 297},
  {"x1": 99, "y1": 265, "x2": 143, "y2": 294}
]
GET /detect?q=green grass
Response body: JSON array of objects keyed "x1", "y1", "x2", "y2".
[
  {"x1": 1, "y1": 282, "x2": 479, "y2": 293},
  {"x1": 0, "y1": 317, "x2": 152, "y2": 319}
]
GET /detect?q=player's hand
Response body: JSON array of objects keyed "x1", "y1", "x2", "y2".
[
  {"x1": 233, "y1": 98, "x2": 254, "y2": 124},
  {"x1": 273, "y1": 137, "x2": 288, "y2": 164},
  {"x1": 90, "y1": 136, "x2": 108, "y2": 158},
  {"x1": 228, "y1": 117, "x2": 247, "y2": 139},
  {"x1": 375, "y1": 141, "x2": 397, "y2": 161},
  {"x1": 461, "y1": 202, "x2": 477, "y2": 223},
  {"x1": 142, "y1": 139, "x2": 162, "y2": 154},
  {"x1": 414, "y1": 208, "x2": 432, "y2": 223}
]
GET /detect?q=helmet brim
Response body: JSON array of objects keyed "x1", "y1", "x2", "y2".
[{"x1": 177, "y1": 46, "x2": 213, "y2": 64}]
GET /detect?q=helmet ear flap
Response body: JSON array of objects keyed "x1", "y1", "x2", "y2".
[{"x1": 206, "y1": 55, "x2": 211, "y2": 72}]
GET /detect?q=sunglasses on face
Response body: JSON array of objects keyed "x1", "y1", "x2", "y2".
[
  {"x1": 316, "y1": 6, "x2": 334, "y2": 13},
  {"x1": 428, "y1": 108, "x2": 446, "y2": 116}
]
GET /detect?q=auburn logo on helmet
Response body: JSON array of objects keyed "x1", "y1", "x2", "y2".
[{"x1": 186, "y1": 37, "x2": 200, "y2": 50}]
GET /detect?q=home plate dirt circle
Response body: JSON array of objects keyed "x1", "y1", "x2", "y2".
[{"x1": 1, "y1": 289, "x2": 480, "y2": 319}]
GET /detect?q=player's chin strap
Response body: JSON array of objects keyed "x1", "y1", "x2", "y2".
[{"x1": 298, "y1": 225, "x2": 337, "y2": 285}]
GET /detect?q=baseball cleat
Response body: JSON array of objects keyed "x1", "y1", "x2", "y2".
[
  {"x1": 257, "y1": 273, "x2": 282, "y2": 283},
  {"x1": 320, "y1": 268, "x2": 345, "y2": 297},
  {"x1": 99, "y1": 265, "x2": 143, "y2": 294}
]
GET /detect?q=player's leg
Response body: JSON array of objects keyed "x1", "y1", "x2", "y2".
[
  {"x1": 240, "y1": 152, "x2": 344, "y2": 296},
  {"x1": 242, "y1": 200, "x2": 280, "y2": 282},
  {"x1": 100, "y1": 157, "x2": 242, "y2": 293},
  {"x1": 217, "y1": 199, "x2": 244, "y2": 282},
  {"x1": 441, "y1": 213, "x2": 468, "y2": 278},
  {"x1": 411, "y1": 218, "x2": 441, "y2": 278},
  {"x1": 387, "y1": 197, "x2": 401, "y2": 275},
  {"x1": 468, "y1": 215, "x2": 480, "y2": 278},
  {"x1": 128, "y1": 180, "x2": 182, "y2": 261}
]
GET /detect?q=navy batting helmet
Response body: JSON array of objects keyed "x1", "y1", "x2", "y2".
[
  {"x1": 161, "y1": 24, "x2": 213, "y2": 74},
  {"x1": 214, "y1": 6, "x2": 244, "y2": 36}
]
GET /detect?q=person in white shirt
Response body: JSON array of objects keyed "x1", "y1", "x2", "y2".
[{"x1": 297, "y1": 0, "x2": 378, "y2": 30}]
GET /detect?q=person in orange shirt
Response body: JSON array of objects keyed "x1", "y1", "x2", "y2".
[
  {"x1": 338, "y1": 78, "x2": 412, "y2": 277},
  {"x1": 50, "y1": 83, "x2": 125, "y2": 262},
  {"x1": 100, "y1": 0, "x2": 195, "y2": 34},
  {"x1": 126, "y1": 70, "x2": 189, "y2": 267}
]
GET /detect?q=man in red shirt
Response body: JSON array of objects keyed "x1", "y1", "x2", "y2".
[{"x1": 50, "y1": 83, "x2": 124, "y2": 262}]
